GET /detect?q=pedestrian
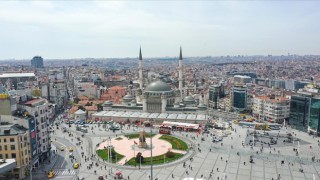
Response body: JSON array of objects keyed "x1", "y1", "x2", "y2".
[
  {"x1": 217, "y1": 168, "x2": 219, "y2": 172},
  {"x1": 172, "y1": 174, "x2": 174, "y2": 178}
]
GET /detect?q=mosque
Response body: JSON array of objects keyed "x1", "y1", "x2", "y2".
[{"x1": 100, "y1": 47, "x2": 207, "y2": 115}]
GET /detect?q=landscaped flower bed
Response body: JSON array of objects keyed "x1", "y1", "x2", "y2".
[{"x1": 159, "y1": 135, "x2": 188, "y2": 150}]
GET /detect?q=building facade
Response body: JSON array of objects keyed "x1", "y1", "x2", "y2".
[
  {"x1": 208, "y1": 84, "x2": 225, "y2": 109},
  {"x1": 231, "y1": 85, "x2": 247, "y2": 112},
  {"x1": 30, "y1": 56, "x2": 44, "y2": 68},
  {"x1": 309, "y1": 97, "x2": 320, "y2": 136},
  {"x1": 0, "y1": 124, "x2": 31, "y2": 180},
  {"x1": 253, "y1": 96, "x2": 290, "y2": 123},
  {"x1": 18, "y1": 98, "x2": 52, "y2": 162}
]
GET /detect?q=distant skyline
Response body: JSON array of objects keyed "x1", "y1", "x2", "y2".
[{"x1": 0, "y1": 1, "x2": 320, "y2": 60}]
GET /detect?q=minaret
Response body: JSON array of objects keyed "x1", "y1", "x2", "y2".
[
  {"x1": 178, "y1": 46, "x2": 183, "y2": 96},
  {"x1": 139, "y1": 47, "x2": 143, "y2": 89}
]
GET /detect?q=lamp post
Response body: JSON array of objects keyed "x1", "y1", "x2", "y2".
[{"x1": 150, "y1": 118, "x2": 154, "y2": 180}]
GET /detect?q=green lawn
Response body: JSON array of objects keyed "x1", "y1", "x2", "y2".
[
  {"x1": 159, "y1": 135, "x2": 188, "y2": 150},
  {"x1": 96, "y1": 149, "x2": 124, "y2": 163},
  {"x1": 125, "y1": 152, "x2": 183, "y2": 166},
  {"x1": 125, "y1": 132, "x2": 156, "y2": 139}
]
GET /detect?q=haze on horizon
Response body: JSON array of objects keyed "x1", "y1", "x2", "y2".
[{"x1": 0, "y1": 1, "x2": 320, "y2": 60}]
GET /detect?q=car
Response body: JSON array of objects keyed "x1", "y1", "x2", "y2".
[
  {"x1": 81, "y1": 124, "x2": 89, "y2": 128},
  {"x1": 202, "y1": 130, "x2": 210, "y2": 134},
  {"x1": 60, "y1": 146, "x2": 65, "y2": 151},
  {"x1": 73, "y1": 163, "x2": 79, "y2": 169},
  {"x1": 98, "y1": 176, "x2": 104, "y2": 180},
  {"x1": 47, "y1": 171, "x2": 55, "y2": 179},
  {"x1": 69, "y1": 147, "x2": 74, "y2": 152},
  {"x1": 212, "y1": 138, "x2": 220, "y2": 142}
]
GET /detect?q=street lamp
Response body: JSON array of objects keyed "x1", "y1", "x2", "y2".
[{"x1": 150, "y1": 118, "x2": 154, "y2": 180}]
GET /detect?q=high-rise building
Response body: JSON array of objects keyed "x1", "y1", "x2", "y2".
[
  {"x1": 289, "y1": 93, "x2": 311, "y2": 132},
  {"x1": 309, "y1": 97, "x2": 320, "y2": 136},
  {"x1": 208, "y1": 83, "x2": 224, "y2": 109},
  {"x1": 31, "y1": 56, "x2": 44, "y2": 68},
  {"x1": 231, "y1": 85, "x2": 247, "y2": 112},
  {"x1": 289, "y1": 92, "x2": 320, "y2": 136},
  {"x1": 18, "y1": 98, "x2": 53, "y2": 163}
]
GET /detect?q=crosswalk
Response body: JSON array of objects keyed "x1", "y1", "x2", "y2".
[{"x1": 52, "y1": 169, "x2": 77, "y2": 176}]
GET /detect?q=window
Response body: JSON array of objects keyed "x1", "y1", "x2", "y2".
[
  {"x1": 10, "y1": 138, "x2": 14, "y2": 142},
  {"x1": 0, "y1": 154, "x2": 2, "y2": 159},
  {"x1": 4, "y1": 138, "x2": 6, "y2": 143},
  {"x1": 10, "y1": 145, "x2": 15, "y2": 150},
  {"x1": 0, "y1": 145, "x2": 1, "y2": 150},
  {"x1": 11, "y1": 153, "x2": 16, "y2": 158},
  {"x1": 5, "y1": 154, "x2": 8, "y2": 158},
  {"x1": 4, "y1": 145, "x2": 7, "y2": 150}
]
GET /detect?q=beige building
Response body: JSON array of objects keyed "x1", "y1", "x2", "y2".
[
  {"x1": 0, "y1": 124, "x2": 31, "y2": 180},
  {"x1": 252, "y1": 96, "x2": 290, "y2": 123},
  {"x1": 0, "y1": 94, "x2": 16, "y2": 115}
]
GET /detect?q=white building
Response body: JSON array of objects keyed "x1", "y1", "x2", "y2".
[
  {"x1": 234, "y1": 75, "x2": 252, "y2": 85},
  {"x1": 18, "y1": 98, "x2": 53, "y2": 162},
  {"x1": 252, "y1": 96, "x2": 290, "y2": 123}
]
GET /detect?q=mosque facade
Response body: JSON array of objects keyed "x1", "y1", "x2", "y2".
[{"x1": 102, "y1": 47, "x2": 207, "y2": 114}]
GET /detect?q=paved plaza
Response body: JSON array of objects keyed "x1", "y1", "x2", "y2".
[{"x1": 50, "y1": 121, "x2": 320, "y2": 180}]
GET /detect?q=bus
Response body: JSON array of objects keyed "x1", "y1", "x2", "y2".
[
  {"x1": 268, "y1": 123, "x2": 281, "y2": 130},
  {"x1": 159, "y1": 125, "x2": 171, "y2": 135}
]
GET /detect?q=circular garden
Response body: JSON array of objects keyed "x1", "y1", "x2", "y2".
[{"x1": 96, "y1": 133, "x2": 189, "y2": 166}]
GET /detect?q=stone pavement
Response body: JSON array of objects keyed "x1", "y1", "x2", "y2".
[{"x1": 51, "y1": 122, "x2": 320, "y2": 180}]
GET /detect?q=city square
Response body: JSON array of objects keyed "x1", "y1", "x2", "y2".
[{"x1": 27, "y1": 115, "x2": 320, "y2": 180}]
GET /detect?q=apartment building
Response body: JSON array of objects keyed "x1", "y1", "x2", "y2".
[
  {"x1": 0, "y1": 113, "x2": 38, "y2": 166},
  {"x1": 18, "y1": 98, "x2": 53, "y2": 163},
  {"x1": 253, "y1": 96, "x2": 290, "y2": 123},
  {"x1": 0, "y1": 124, "x2": 31, "y2": 180}
]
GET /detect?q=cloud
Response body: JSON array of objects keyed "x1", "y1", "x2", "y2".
[{"x1": 0, "y1": 1, "x2": 319, "y2": 59}]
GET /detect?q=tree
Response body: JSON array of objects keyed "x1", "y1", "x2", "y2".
[
  {"x1": 74, "y1": 97, "x2": 80, "y2": 104},
  {"x1": 78, "y1": 106, "x2": 86, "y2": 112},
  {"x1": 135, "y1": 152, "x2": 144, "y2": 163},
  {"x1": 165, "y1": 150, "x2": 174, "y2": 158},
  {"x1": 262, "y1": 123, "x2": 269, "y2": 130}
]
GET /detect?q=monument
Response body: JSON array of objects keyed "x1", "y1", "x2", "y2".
[{"x1": 138, "y1": 131, "x2": 148, "y2": 148}]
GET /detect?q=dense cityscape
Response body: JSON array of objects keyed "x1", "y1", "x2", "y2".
[
  {"x1": 1, "y1": 1, "x2": 320, "y2": 180},
  {"x1": 0, "y1": 50, "x2": 320, "y2": 180}
]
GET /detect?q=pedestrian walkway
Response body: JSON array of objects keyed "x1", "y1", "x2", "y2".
[{"x1": 52, "y1": 169, "x2": 76, "y2": 176}]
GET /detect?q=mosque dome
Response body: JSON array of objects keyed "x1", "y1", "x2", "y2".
[
  {"x1": 103, "y1": 101, "x2": 113, "y2": 106},
  {"x1": 183, "y1": 96, "x2": 195, "y2": 102},
  {"x1": 145, "y1": 81, "x2": 172, "y2": 92},
  {"x1": 122, "y1": 94, "x2": 134, "y2": 102}
]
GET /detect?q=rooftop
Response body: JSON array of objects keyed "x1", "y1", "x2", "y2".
[
  {"x1": 0, "y1": 124, "x2": 28, "y2": 136},
  {"x1": 0, "y1": 73, "x2": 35, "y2": 78}
]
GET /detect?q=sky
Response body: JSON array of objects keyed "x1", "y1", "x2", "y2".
[{"x1": 0, "y1": 1, "x2": 320, "y2": 60}]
